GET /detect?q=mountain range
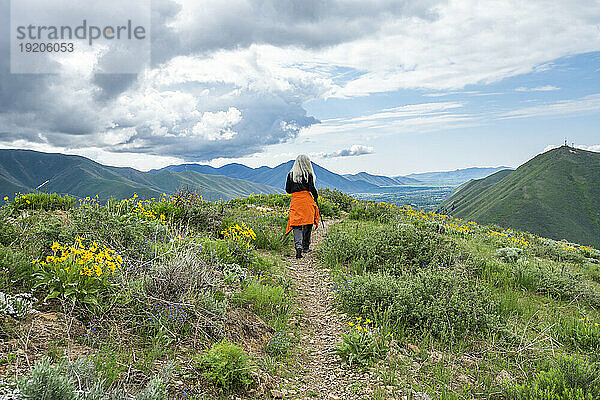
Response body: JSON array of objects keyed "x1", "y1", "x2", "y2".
[
  {"x1": 154, "y1": 162, "x2": 505, "y2": 189},
  {"x1": 439, "y1": 146, "x2": 600, "y2": 247},
  {"x1": 0, "y1": 148, "x2": 512, "y2": 203},
  {"x1": 343, "y1": 172, "x2": 420, "y2": 186},
  {"x1": 0, "y1": 150, "x2": 278, "y2": 201},
  {"x1": 404, "y1": 166, "x2": 512, "y2": 186},
  {"x1": 2, "y1": 147, "x2": 598, "y2": 247}
]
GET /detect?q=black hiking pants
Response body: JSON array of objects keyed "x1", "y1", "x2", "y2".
[{"x1": 292, "y1": 224, "x2": 312, "y2": 250}]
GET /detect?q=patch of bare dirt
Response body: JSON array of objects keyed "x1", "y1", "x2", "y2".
[{"x1": 0, "y1": 311, "x2": 93, "y2": 381}]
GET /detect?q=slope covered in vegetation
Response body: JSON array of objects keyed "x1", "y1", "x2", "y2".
[
  {"x1": 439, "y1": 146, "x2": 600, "y2": 247},
  {"x1": 1, "y1": 189, "x2": 599, "y2": 399},
  {"x1": 321, "y1": 196, "x2": 600, "y2": 398}
]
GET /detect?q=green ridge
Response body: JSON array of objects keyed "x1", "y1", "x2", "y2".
[
  {"x1": 0, "y1": 149, "x2": 279, "y2": 202},
  {"x1": 439, "y1": 146, "x2": 600, "y2": 247}
]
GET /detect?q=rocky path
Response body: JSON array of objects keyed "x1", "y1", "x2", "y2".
[{"x1": 276, "y1": 219, "x2": 374, "y2": 400}]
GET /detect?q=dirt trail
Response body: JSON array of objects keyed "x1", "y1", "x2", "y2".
[{"x1": 279, "y1": 219, "x2": 373, "y2": 400}]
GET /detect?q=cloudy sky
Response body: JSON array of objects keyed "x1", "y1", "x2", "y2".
[{"x1": 1, "y1": 0, "x2": 599, "y2": 175}]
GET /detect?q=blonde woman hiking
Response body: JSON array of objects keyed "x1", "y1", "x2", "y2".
[{"x1": 285, "y1": 154, "x2": 320, "y2": 259}]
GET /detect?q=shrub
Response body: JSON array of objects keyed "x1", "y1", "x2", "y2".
[
  {"x1": 0, "y1": 245, "x2": 35, "y2": 290},
  {"x1": 32, "y1": 238, "x2": 121, "y2": 309},
  {"x1": 220, "y1": 223, "x2": 257, "y2": 265},
  {"x1": 321, "y1": 221, "x2": 458, "y2": 275},
  {"x1": 243, "y1": 214, "x2": 288, "y2": 251},
  {"x1": 27, "y1": 217, "x2": 76, "y2": 256},
  {"x1": 425, "y1": 221, "x2": 446, "y2": 234},
  {"x1": 10, "y1": 192, "x2": 75, "y2": 212},
  {"x1": 512, "y1": 262, "x2": 599, "y2": 307},
  {"x1": 332, "y1": 319, "x2": 389, "y2": 368},
  {"x1": 18, "y1": 357, "x2": 166, "y2": 400},
  {"x1": 234, "y1": 280, "x2": 289, "y2": 323},
  {"x1": 337, "y1": 271, "x2": 498, "y2": 342},
  {"x1": 72, "y1": 204, "x2": 166, "y2": 258},
  {"x1": 316, "y1": 197, "x2": 340, "y2": 218},
  {"x1": 531, "y1": 240, "x2": 587, "y2": 264},
  {"x1": 264, "y1": 332, "x2": 291, "y2": 358},
  {"x1": 348, "y1": 201, "x2": 396, "y2": 222},
  {"x1": 149, "y1": 196, "x2": 222, "y2": 231},
  {"x1": 319, "y1": 188, "x2": 354, "y2": 212},
  {"x1": 18, "y1": 357, "x2": 76, "y2": 400},
  {"x1": 195, "y1": 339, "x2": 254, "y2": 391},
  {"x1": 505, "y1": 356, "x2": 600, "y2": 399},
  {"x1": 135, "y1": 377, "x2": 167, "y2": 400},
  {"x1": 147, "y1": 241, "x2": 217, "y2": 303},
  {"x1": 496, "y1": 247, "x2": 523, "y2": 263},
  {"x1": 0, "y1": 214, "x2": 17, "y2": 246},
  {"x1": 229, "y1": 194, "x2": 291, "y2": 209}
]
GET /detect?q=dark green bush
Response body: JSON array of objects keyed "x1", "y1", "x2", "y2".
[
  {"x1": 321, "y1": 221, "x2": 458, "y2": 275},
  {"x1": 318, "y1": 188, "x2": 354, "y2": 212},
  {"x1": 27, "y1": 218, "x2": 76, "y2": 256},
  {"x1": 149, "y1": 201, "x2": 221, "y2": 231},
  {"x1": 243, "y1": 214, "x2": 288, "y2": 251},
  {"x1": 0, "y1": 213, "x2": 17, "y2": 246},
  {"x1": 317, "y1": 197, "x2": 340, "y2": 218},
  {"x1": 195, "y1": 339, "x2": 254, "y2": 391},
  {"x1": 531, "y1": 240, "x2": 587, "y2": 264},
  {"x1": 505, "y1": 356, "x2": 600, "y2": 400},
  {"x1": 229, "y1": 194, "x2": 291, "y2": 209},
  {"x1": 0, "y1": 245, "x2": 34, "y2": 291},
  {"x1": 72, "y1": 204, "x2": 165, "y2": 258},
  {"x1": 337, "y1": 270, "x2": 497, "y2": 342},
  {"x1": 348, "y1": 201, "x2": 396, "y2": 222}
]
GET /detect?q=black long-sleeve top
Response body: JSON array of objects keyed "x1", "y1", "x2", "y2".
[{"x1": 285, "y1": 171, "x2": 318, "y2": 202}]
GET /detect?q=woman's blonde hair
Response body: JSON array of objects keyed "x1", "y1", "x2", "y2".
[{"x1": 291, "y1": 154, "x2": 316, "y2": 183}]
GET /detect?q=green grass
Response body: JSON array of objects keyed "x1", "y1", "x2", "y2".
[
  {"x1": 321, "y1": 220, "x2": 458, "y2": 275},
  {"x1": 321, "y1": 191, "x2": 600, "y2": 398},
  {"x1": 0, "y1": 192, "x2": 299, "y2": 398},
  {"x1": 233, "y1": 279, "x2": 291, "y2": 327}
]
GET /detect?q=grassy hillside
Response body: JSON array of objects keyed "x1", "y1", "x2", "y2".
[
  {"x1": 0, "y1": 149, "x2": 279, "y2": 201},
  {"x1": 440, "y1": 169, "x2": 514, "y2": 211},
  {"x1": 320, "y1": 198, "x2": 600, "y2": 399},
  {"x1": 2, "y1": 191, "x2": 599, "y2": 399},
  {"x1": 439, "y1": 146, "x2": 600, "y2": 247}
]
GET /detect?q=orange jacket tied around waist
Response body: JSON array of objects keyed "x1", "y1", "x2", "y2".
[{"x1": 285, "y1": 191, "x2": 320, "y2": 235}]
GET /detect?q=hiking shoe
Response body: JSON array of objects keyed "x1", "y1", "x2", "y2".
[
  {"x1": 302, "y1": 248, "x2": 312, "y2": 253},
  {"x1": 296, "y1": 248, "x2": 303, "y2": 258}
]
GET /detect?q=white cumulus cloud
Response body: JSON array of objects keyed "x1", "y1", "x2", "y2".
[{"x1": 192, "y1": 107, "x2": 242, "y2": 141}]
